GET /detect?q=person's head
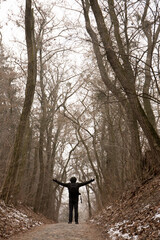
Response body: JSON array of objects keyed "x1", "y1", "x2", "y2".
[{"x1": 70, "y1": 177, "x2": 77, "y2": 183}]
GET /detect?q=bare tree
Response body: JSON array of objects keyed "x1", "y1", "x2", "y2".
[
  {"x1": 1, "y1": 0, "x2": 37, "y2": 203},
  {"x1": 81, "y1": 0, "x2": 160, "y2": 175},
  {"x1": 0, "y1": 42, "x2": 21, "y2": 190}
]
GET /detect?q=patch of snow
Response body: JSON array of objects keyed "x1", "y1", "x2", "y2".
[
  {"x1": 143, "y1": 204, "x2": 150, "y2": 209},
  {"x1": 32, "y1": 222, "x2": 42, "y2": 227},
  {"x1": 108, "y1": 220, "x2": 139, "y2": 240},
  {"x1": 105, "y1": 206, "x2": 112, "y2": 210},
  {"x1": 114, "y1": 220, "x2": 128, "y2": 227},
  {"x1": 108, "y1": 226, "x2": 138, "y2": 240},
  {"x1": 89, "y1": 219, "x2": 95, "y2": 223},
  {"x1": 22, "y1": 227, "x2": 28, "y2": 230},
  {"x1": 0, "y1": 200, "x2": 6, "y2": 207},
  {"x1": 154, "y1": 213, "x2": 160, "y2": 220},
  {"x1": 137, "y1": 224, "x2": 149, "y2": 231},
  {"x1": 0, "y1": 206, "x2": 6, "y2": 213},
  {"x1": 127, "y1": 222, "x2": 135, "y2": 227},
  {"x1": 8, "y1": 211, "x2": 29, "y2": 222},
  {"x1": 96, "y1": 221, "x2": 101, "y2": 225},
  {"x1": 153, "y1": 208, "x2": 160, "y2": 221}
]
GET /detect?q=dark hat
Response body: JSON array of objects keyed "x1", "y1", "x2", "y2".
[{"x1": 70, "y1": 177, "x2": 77, "y2": 183}]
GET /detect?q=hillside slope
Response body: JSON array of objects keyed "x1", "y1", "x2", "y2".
[
  {"x1": 91, "y1": 174, "x2": 160, "y2": 239},
  {"x1": 0, "y1": 201, "x2": 53, "y2": 239}
]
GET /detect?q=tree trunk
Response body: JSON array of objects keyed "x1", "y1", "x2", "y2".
[
  {"x1": 84, "y1": 0, "x2": 160, "y2": 169},
  {"x1": 26, "y1": 146, "x2": 39, "y2": 205},
  {"x1": 1, "y1": 0, "x2": 37, "y2": 203},
  {"x1": 34, "y1": 118, "x2": 45, "y2": 212},
  {"x1": 40, "y1": 124, "x2": 61, "y2": 215},
  {"x1": 34, "y1": 43, "x2": 46, "y2": 212},
  {"x1": 82, "y1": 0, "x2": 143, "y2": 180},
  {"x1": 86, "y1": 186, "x2": 92, "y2": 218}
]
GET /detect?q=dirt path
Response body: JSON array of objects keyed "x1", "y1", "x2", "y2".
[{"x1": 8, "y1": 222, "x2": 105, "y2": 240}]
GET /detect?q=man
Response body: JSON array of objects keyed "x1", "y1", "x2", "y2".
[{"x1": 53, "y1": 176, "x2": 95, "y2": 224}]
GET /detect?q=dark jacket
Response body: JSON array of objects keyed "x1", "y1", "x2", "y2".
[{"x1": 53, "y1": 179, "x2": 94, "y2": 200}]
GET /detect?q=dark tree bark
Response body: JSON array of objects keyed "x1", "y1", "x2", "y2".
[
  {"x1": 1, "y1": 0, "x2": 37, "y2": 203},
  {"x1": 82, "y1": 0, "x2": 160, "y2": 172},
  {"x1": 141, "y1": 1, "x2": 160, "y2": 130},
  {"x1": 82, "y1": 0, "x2": 142, "y2": 179},
  {"x1": 39, "y1": 123, "x2": 61, "y2": 215},
  {"x1": 34, "y1": 52, "x2": 46, "y2": 212}
]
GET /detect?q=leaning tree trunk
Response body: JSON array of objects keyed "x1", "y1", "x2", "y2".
[
  {"x1": 82, "y1": 0, "x2": 143, "y2": 179},
  {"x1": 1, "y1": 0, "x2": 37, "y2": 203},
  {"x1": 83, "y1": 0, "x2": 160, "y2": 170}
]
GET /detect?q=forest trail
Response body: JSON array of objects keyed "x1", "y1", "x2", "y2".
[{"x1": 8, "y1": 222, "x2": 104, "y2": 240}]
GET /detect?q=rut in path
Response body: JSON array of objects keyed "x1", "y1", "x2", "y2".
[{"x1": 8, "y1": 222, "x2": 104, "y2": 240}]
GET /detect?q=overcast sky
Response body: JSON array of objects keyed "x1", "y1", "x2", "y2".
[
  {"x1": 0, "y1": 0, "x2": 25, "y2": 49},
  {"x1": 0, "y1": 0, "x2": 63, "y2": 47}
]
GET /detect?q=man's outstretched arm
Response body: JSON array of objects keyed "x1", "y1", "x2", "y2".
[
  {"x1": 53, "y1": 179, "x2": 68, "y2": 187},
  {"x1": 78, "y1": 179, "x2": 95, "y2": 187}
]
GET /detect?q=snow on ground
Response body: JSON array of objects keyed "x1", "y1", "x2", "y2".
[
  {"x1": 90, "y1": 175, "x2": 160, "y2": 240},
  {"x1": 0, "y1": 200, "x2": 45, "y2": 239},
  {"x1": 107, "y1": 207, "x2": 160, "y2": 239},
  {"x1": 91, "y1": 206, "x2": 160, "y2": 239},
  {"x1": 153, "y1": 208, "x2": 160, "y2": 220}
]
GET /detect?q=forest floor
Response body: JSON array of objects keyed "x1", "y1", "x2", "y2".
[{"x1": 0, "y1": 173, "x2": 160, "y2": 240}]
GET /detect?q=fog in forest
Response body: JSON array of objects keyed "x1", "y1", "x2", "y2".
[{"x1": 0, "y1": 0, "x2": 160, "y2": 223}]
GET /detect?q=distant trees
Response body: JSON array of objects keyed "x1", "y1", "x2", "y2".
[
  {"x1": 0, "y1": 0, "x2": 95, "y2": 221},
  {"x1": 1, "y1": 0, "x2": 95, "y2": 221},
  {"x1": 0, "y1": 39, "x2": 21, "y2": 190}
]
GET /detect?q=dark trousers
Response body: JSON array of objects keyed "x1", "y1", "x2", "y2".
[{"x1": 69, "y1": 198, "x2": 78, "y2": 223}]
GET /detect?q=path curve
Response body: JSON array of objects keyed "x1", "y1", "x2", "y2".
[{"x1": 8, "y1": 222, "x2": 104, "y2": 240}]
